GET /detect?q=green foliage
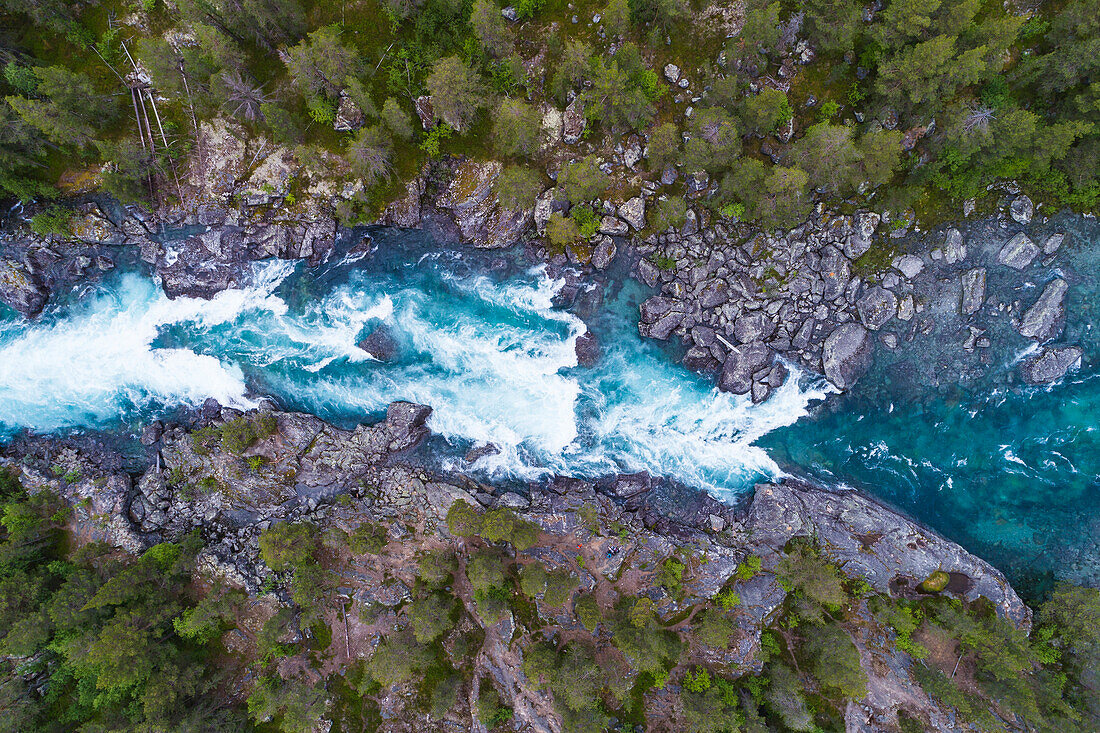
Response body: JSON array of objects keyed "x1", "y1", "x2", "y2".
[
  {"x1": 765, "y1": 663, "x2": 814, "y2": 731},
  {"x1": 646, "y1": 121, "x2": 681, "y2": 172},
  {"x1": 570, "y1": 204, "x2": 600, "y2": 239},
  {"x1": 817, "y1": 100, "x2": 840, "y2": 122},
  {"x1": 919, "y1": 570, "x2": 951, "y2": 593},
  {"x1": 420, "y1": 122, "x2": 455, "y2": 158},
  {"x1": 367, "y1": 629, "x2": 434, "y2": 686},
  {"x1": 248, "y1": 675, "x2": 328, "y2": 732},
  {"x1": 740, "y1": 88, "x2": 792, "y2": 134},
  {"x1": 446, "y1": 499, "x2": 482, "y2": 536},
  {"x1": 348, "y1": 521, "x2": 389, "y2": 554},
  {"x1": 519, "y1": 561, "x2": 547, "y2": 597},
  {"x1": 651, "y1": 196, "x2": 687, "y2": 232},
  {"x1": 776, "y1": 539, "x2": 848, "y2": 621},
  {"x1": 547, "y1": 211, "x2": 581, "y2": 246},
  {"x1": 29, "y1": 205, "x2": 73, "y2": 236},
  {"x1": 406, "y1": 592, "x2": 457, "y2": 642}
]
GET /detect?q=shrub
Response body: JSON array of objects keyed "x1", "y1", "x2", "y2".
[
  {"x1": 380, "y1": 98, "x2": 413, "y2": 140},
  {"x1": 417, "y1": 549, "x2": 458, "y2": 587},
  {"x1": 426, "y1": 56, "x2": 486, "y2": 131},
  {"x1": 570, "y1": 204, "x2": 599, "y2": 238},
  {"x1": 259, "y1": 522, "x2": 319, "y2": 573},
  {"x1": 347, "y1": 125, "x2": 394, "y2": 187},
  {"x1": 651, "y1": 196, "x2": 687, "y2": 231},
  {"x1": 367, "y1": 631, "x2": 433, "y2": 685},
  {"x1": 736, "y1": 555, "x2": 762, "y2": 580},
  {"x1": 495, "y1": 165, "x2": 543, "y2": 209},
  {"x1": 547, "y1": 212, "x2": 581, "y2": 246},
  {"x1": 348, "y1": 521, "x2": 388, "y2": 555},
  {"x1": 694, "y1": 610, "x2": 735, "y2": 648},
  {"x1": 803, "y1": 624, "x2": 868, "y2": 700},
  {"x1": 446, "y1": 500, "x2": 482, "y2": 537},
  {"x1": 29, "y1": 206, "x2": 73, "y2": 236}
]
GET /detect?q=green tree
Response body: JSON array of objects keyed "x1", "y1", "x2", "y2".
[
  {"x1": 6, "y1": 66, "x2": 115, "y2": 148},
  {"x1": 346, "y1": 125, "x2": 394, "y2": 186},
  {"x1": 602, "y1": 0, "x2": 631, "y2": 36},
  {"x1": 802, "y1": 0, "x2": 862, "y2": 55},
  {"x1": 381, "y1": 98, "x2": 414, "y2": 139},
  {"x1": 694, "y1": 610, "x2": 735, "y2": 648},
  {"x1": 558, "y1": 155, "x2": 606, "y2": 202},
  {"x1": 367, "y1": 630, "x2": 434, "y2": 685},
  {"x1": 803, "y1": 624, "x2": 868, "y2": 700},
  {"x1": 259, "y1": 522, "x2": 319, "y2": 572},
  {"x1": 407, "y1": 592, "x2": 457, "y2": 642},
  {"x1": 685, "y1": 107, "x2": 741, "y2": 172},
  {"x1": 547, "y1": 211, "x2": 581, "y2": 245},
  {"x1": 348, "y1": 520, "x2": 389, "y2": 554},
  {"x1": 875, "y1": 34, "x2": 987, "y2": 109},
  {"x1": 471, "y1": 0, "x2": 512, "y2": 57},
  {"x1": 427, "y1": 56, "x2": 486, "y2": 132},
  {"x1": 646, "y1": 121, "x2": 681, "y2": 172},
  {"x1": 446, "y1": 500, "x2": 482, "y2": 536},
  {"x1": 787, "y1": 122, "x2": 862, "y2": 194},
  {"x1": 493, "y1": 98, "x2": 542, "y2": 157},
  {"x1": 740, "y1": 88, "x2": 792, "y2": 135},
  {"x1": 651, "y1": 196, "x2": 687, "y2": 231},
  {"x1": 283, "y1": 24, "x2": 359, "y2": 102},
  {"x1": 551, "y1": 40, "x2": 593, "y2": 101},
  {"x1": 766, "y1": 664, "x2": 814, "y2": 731}
]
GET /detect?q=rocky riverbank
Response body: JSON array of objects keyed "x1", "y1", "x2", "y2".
[{"x1": 2, "y1": 402, "x2": 1032, "y2": 732}]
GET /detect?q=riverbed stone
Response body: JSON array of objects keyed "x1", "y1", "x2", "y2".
[
  {"x1": 1041, "y1": 232, "x2": 1064, "y2": 255},
  {"x1": 1020, "y1": 346, "x2": 1082, "y2": 385},
  {"x1": 960, "y1": 268, "x2": 986, "y2": 316},
  {"x1": 856, "y1": 286, "x2": 897, "y2": 330},
  {"x1": 1018, "y1": 278, "x2": 1068, "y2": 342},
  {"x1": 822, "y1": 323, "x2": 873, "y2": 390},
  {"x1": 1009, "y1": 195, "x2": 1034, "y2": 224},
  {"x1": 942, "y1": 228, "x2": 966, "y2": 264},
  {"x1": 997, "y1": 232, "x2": 1040, "y2": 270},
  {"x1": 893, "y1": 254, "x2": 924, "y2": 279}
]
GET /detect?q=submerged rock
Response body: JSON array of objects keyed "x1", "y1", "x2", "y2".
[
  {"x1": 959, "y1": 268, "x2": 986, "y2": 316},
  {"x1": 822, "y1": 323, "x2": 873, "y2": 390},
  {"x1": 1009, "y1": 195, "x2": 1034, "y2": 225},
  {"x1": 1020, "y1": 346, "x2": 1082, "y2": 385}
]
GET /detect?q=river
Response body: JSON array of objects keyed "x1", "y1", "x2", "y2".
[{"x1": 0, "y1": 219, "x2": 1096, "y2": 586}]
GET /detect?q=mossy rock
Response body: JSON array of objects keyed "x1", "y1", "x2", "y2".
[{"x1": 918, "y1": 570, "x2": 950, "y2": 593}]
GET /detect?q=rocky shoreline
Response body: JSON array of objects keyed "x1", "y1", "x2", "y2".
[{"x1": 2, "y1": 401, "x2": 1031, "y2": 731}]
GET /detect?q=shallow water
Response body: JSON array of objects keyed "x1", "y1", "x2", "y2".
[{"x1": 1, "y1": 219, "x2": 1097, "y2": 585}]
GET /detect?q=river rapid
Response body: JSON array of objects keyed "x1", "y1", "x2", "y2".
[{"x1": 0, "y1": 220, "x2": 1097, "y2": 586}]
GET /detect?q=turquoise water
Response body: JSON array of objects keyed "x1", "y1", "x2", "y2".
[
  {"x1": 0, "y1": 221, "x2": 1096, "y2": 584},
  {"x1": 0, "y1": 229, "x2": 827, "y2": 496},
  {"x1": 764, "y1": 214, "x2": 1100, "y2": 586}
]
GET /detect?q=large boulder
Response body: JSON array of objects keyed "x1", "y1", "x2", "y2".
[
  {"x1": 1020, "y1": 346, "x2": 1082, "y2": 385},
  {"x1": 998, "y1": 232, "x2": 1040, "y2": 270},
  {"x1": 0, "y1": 258, "x2": 48, "y2": 317},
  {"x1": 1018, "y1": 278, "x2": 1067, "y2": 342},
  {"x1": 639, "y1": 296, "x2": 684, "y2": 340},
  {"x1": 618, "y1": 196, "x2": 646, "y2": 230},
  {"x1": 856, "y1": 286, "x2": 897, "y2": 330},
  {"x1": 436, "y1": 160, "x2": 531, "y2": 248},
  {"x1": 822, "y1": 323, "x2": 873, "y2": 390},
  {"x1": 357, "y1": 325, "x2": 399, "y2": 362},
  {"x1": 718, "y1": 342, "x2": 773, "y2": 394}
]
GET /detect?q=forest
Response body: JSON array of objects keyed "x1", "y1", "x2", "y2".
[{"x1": 0, "y1": 0, "x2": 1096, "y2": 236}]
